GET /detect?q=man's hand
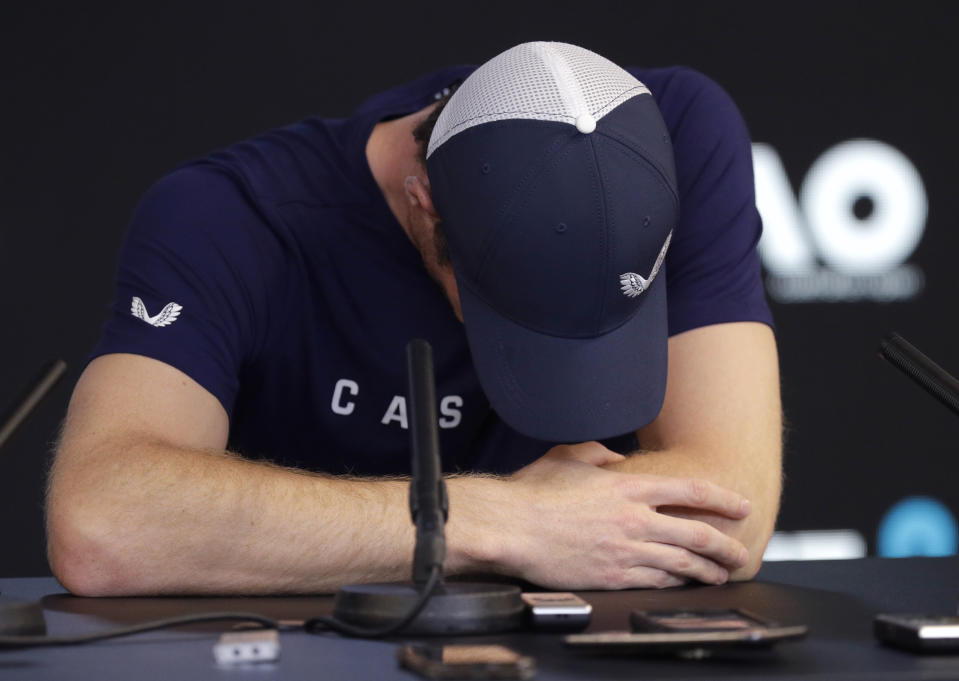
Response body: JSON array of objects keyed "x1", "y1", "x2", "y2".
[
  {"x1": 452, "y1": 322, "x2": 780, "y2": 590},
  {"x1": 449, "y1": 442, "x2": 750, "y2": 590}
]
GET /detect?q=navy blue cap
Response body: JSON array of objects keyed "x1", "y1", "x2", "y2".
[{"x1": 426, "y1": 42, "x2": 679, "y2": 442}]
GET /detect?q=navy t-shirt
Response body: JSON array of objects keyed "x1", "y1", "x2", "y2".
[{"x1": 92, "y1": 65, "x2": 773, "y2": 475}]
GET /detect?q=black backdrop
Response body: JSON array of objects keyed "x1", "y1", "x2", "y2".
[{"x1": 2, "y1": 1, "x2": 958, "y2": 576}]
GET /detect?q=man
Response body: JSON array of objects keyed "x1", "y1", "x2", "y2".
[{"x1": 46, "y1": 42, "x2": 781, "y2": 595}]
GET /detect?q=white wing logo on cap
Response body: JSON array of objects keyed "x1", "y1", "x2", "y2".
[
  {"x1": 619, "y1": 231, "x2": 672, "y2": 298},
  {"x1": 131, "y1": 296, "x2": 183, "y2": 327}
]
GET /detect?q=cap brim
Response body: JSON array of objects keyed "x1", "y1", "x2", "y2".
[{"x1": 456, "y1": 267, "x2": 668, "y2": 443}]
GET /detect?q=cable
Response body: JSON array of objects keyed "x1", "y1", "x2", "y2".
[
  {"x1": 0, "y1": 612, "x2": 280, "y2": 649},
  {"x1": 304, "y1": 564, "x2": 442, "y2": 638},
  {"x1": 1, "y1": 566, "x2": 442, "y2": 647}
]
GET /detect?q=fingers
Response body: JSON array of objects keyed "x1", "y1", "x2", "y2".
[
  {"x1": 647, "y1": 513, "x2": 749, "y2": 571},
  {"x1": 633, "y1": 476, "x2": 751, "y2": 519},
  {"x1": 548, "y1": 442, "x2": 627, "y2": 467},
  {"x1": 630, "y1": 543, "x2": 730, "y2": 586},
  {"x1": 621, "y1": 566, "x2": 688, "y2": 590}
]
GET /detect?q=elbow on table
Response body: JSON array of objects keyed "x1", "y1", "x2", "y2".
[
  {"x1": 730, "y1": 552, "x2": 763, "y2": 582},
  {"x1": 46, "y1": 498, "x2": 141, "y2": 597},
  {"x1": 729, "y1": 525, "x2": 775, "y2": 582}
]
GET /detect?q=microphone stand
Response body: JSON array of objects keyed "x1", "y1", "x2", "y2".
[
  {"x1": 408, "y1": 337, "x2": 449, "y2": 588},
  {"x1": 331, "y1": 340, "x2": 523, "y2": 635},
  {"x1": 1, "y1": 359, "x2": 67, "y2": 636},
  {"x1": 0, "y1": 360, "x2": 67, "y2": 454}
]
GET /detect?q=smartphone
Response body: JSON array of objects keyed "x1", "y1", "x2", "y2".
[
  {"x1": 875, "y1": 613, "x2": 959, "y2": 652},
  {"x1": 631, "y1": 608, "x2": 782, "y2": 633},
  {"x1": 398, "y1": 644, "x2": 535, "y2": 680},
  {"x1": 521, "y1": 592, "x2": 592, "y2": 631},
  {"x1": 565, "y1": 608, "x2": 806, "y2": 655}
]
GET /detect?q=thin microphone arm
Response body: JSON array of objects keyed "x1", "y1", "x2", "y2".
[
  {"x1": 406, "y1": 340, "x2": 449, "y2": 587},
  {"x1": 878, "y1": 333, "x2": 959, "y2": 418},
  {"x1": 0, "y1": 359, "x2": 68, "y2": 453}
]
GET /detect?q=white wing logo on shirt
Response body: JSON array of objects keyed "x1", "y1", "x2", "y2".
[
  {"x1": 619, "y1": 231, "x2": 672, "y2": 298},
  {"x1": 131, "y1": 297, "x2": 183, "y2": 327}
]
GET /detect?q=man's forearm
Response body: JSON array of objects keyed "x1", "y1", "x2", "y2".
[
  {"x1": 602, "y1": 323, "x2": 784, "y2": 580},
  {"x1": 47, "y1": 436, "x2": 757, "y2": 594},
  {"x1": 46, "y1": 437, "x2": 501, "y2": 596},
  {"x1": 47, "y1": 352, "x2": 765, "y2": 596}
]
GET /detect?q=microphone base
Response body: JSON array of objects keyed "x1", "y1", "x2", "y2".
[
  {"x1": 0, "y1": 595, "x2": 46, "y2": 635},
  {"x1": 333, "y1": 582, "x2": 524, "y2": 635}
]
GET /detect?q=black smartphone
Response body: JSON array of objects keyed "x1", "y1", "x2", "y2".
[
  {"x1": 565, "y1": 608, "x2": 806, "y2": 655},
  {"x1": 875, "y1": 613, "x2": 959, "y2": 652},
  {"x1": 397, "y1": 644, "x2": 535, "y2": 680},
  {"x1": 631, "y1": 608, "x2": 782, "y2": 633}
]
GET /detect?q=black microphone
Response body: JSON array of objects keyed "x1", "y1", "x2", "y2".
[
  {"x1": 406, "y1": 339, "x2": 449, "y2": 586},
  {"x1": 878, "y1": 333, "x2": 959, "y2": 418},
  {"x1": 329, "y1": 340, "x2": 523, "y2": 636}
]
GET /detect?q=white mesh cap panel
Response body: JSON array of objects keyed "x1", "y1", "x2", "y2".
[
  {"x1": 427, "y1": 42, "x2": 651, "y2": 158},
  {"x1": 549, "y1": 42, "x2": 650, "y2": 120}
]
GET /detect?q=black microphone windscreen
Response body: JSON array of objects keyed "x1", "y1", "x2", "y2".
[{"x1": 878, "y1": 333, "x2": 959, "y2": 418}]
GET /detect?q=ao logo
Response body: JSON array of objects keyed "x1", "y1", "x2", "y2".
[{"x1": 752, "y1": 140, "x2": 928, "y2": 303}]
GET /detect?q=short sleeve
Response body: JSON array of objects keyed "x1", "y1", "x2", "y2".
[
  {"x1": 90, "y1": 166, "x2": 276, "y2": 417},
  {"x1": 651, "y1": 68, "x2": 774, "y2": 336}
]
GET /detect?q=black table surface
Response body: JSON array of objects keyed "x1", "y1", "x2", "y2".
[{"x1": 3, "y1": 556, "x2": 959, "y2": 680}]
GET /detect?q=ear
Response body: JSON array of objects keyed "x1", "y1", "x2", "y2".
[{"x1": 403, "y1": 175, "x2": 439, "y2": 219}]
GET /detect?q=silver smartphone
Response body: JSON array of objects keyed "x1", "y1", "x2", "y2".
[{"x1": 521, "y1": 592, "x2": 592, "y2": 631}]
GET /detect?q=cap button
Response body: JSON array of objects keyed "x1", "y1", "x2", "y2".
[{"x1": 575, "y1": 113, "x2": 596, "y2": 134}]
